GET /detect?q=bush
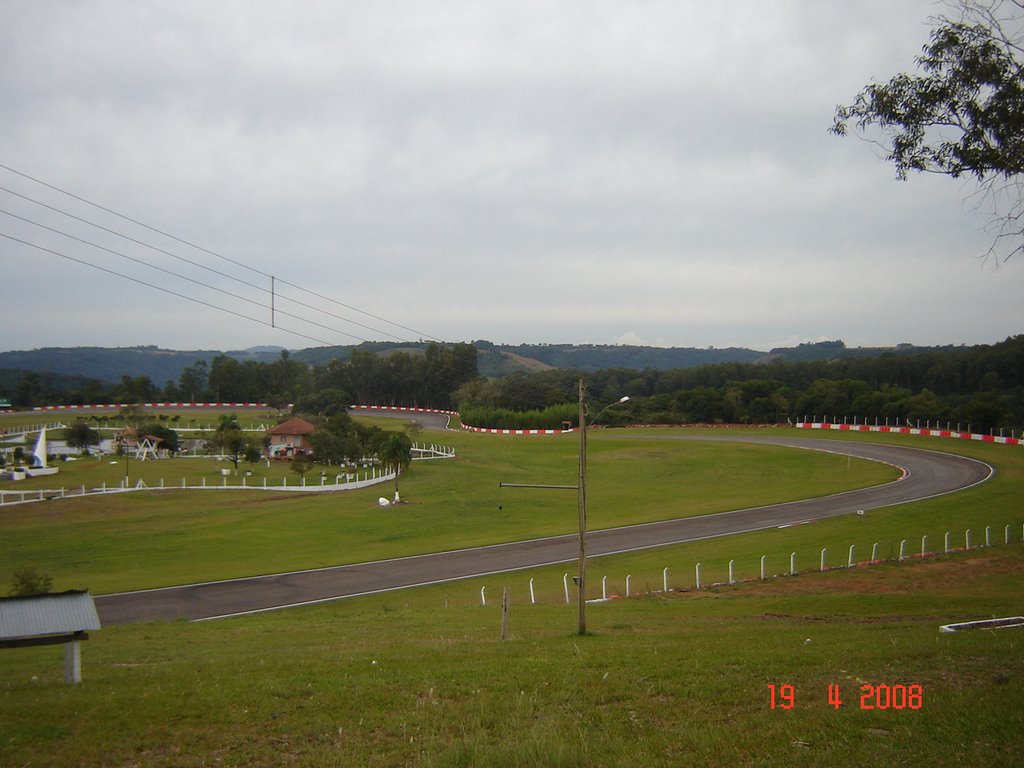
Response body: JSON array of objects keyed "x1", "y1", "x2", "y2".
[{"x1": 10, "y1": 567, "x2": 54, "y2": 596}]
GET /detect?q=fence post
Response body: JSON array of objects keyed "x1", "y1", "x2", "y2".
[
  {"x1": 760, "y1": 555, "x2": 767, "y2": 580},
  {"x1": 501, "y1": 587, "x2": 510, "y2": 641},
  {"x1": 563, "y1": 573, "x2": 570, "y2": 604},
  {"x1": 790, "y1": 552, "x2": 796, "y2": 576},
  {"x1": 944, "y1": 531, "x2": 951, "y2": 553},
  {"x1": 729, "y1": 559, "x2": 735, "y2": 584},
  {"x1": 899, "y1": 539, "x2": 907, "y2": 560},
  {"x1": 965, "y1": 529, "x2": 972, "y2": 549},
  {"x1": 626, "y1": 574, "x2": 632, "y2": 597},
  {"x1": 602, "y1": 576, "x2": 607, "y2": 600},
  {"x1": 480, "y1": 586, "x2": 486, "y2": 606},
  {"x1": 922, "y1": 535, "x2": 929, "y2": 557},
  {"x1": 871, "y1": 542, "x2": 879, "y2": 562},
  {"x1": 529, "y1": 577, "x2": 535, "y2": 605},
  {"x1": 663, "y1": 567, "x2": 669, "y2": 593},
  {"x1": 694, "y1": 564, "x2": 701, "y2": 590},
  {"x1": 985, "y1": 526, "x2": 991, "y2": 547},
  {"x1": 820, "y1": 548, "x2": 827, "y2": 572},
  {"x1": 848, "y1": 545, "x2": 856, "y2": 568}
]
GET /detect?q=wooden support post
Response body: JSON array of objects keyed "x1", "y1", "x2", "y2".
[
  {"x1": 64, "y1": 640, "x2": 82, "y2": 684},
  {"x1": 501, "y1": 587, "x2": 510, "y2": 641}
]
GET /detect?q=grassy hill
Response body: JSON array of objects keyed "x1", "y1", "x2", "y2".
[{"x1": 0, "y1": 421, "x2": 1021, "y2": 765}]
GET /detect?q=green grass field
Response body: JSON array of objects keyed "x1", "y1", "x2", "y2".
[
  {"x1": 1, "y1": 420, "x2": 1022, "y2": 766},
  {"x1": 2, "y1": 428, "x2": 901, "y2": 594}
]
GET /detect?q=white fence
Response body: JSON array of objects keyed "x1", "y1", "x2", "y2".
[
  {"x1": 473, "y1": 522, "x2": 1023, "y2": 607},
  {"x1": 0, "y1": 442, "x2": 454, "y2": 506}
]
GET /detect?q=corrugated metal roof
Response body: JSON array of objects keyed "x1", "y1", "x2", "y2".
[
  {"x1": 267, "y1": 417, "x2": 317, "y2": 436},
  {"x1": 0, "y1": 591, "x2": 101, "y2": 640}
]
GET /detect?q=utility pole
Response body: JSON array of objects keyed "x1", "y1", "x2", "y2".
[
  {"x1": 499, "y1": 381, "x2": 628, "y2": 637},
  {"x1": 577, "y1": 378, "x2": 587, "y2": 635}
]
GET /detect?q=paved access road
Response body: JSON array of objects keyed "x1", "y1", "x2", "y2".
[{"x1": 95, "y1": 436, "x2": 992, "y2": 625}]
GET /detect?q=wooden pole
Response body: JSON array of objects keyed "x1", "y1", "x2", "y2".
[
  {"x1": 577, "y1": 378, "x2": 587, "y2": 635},
  {"x1": 501, "y1": 586, "x2": 510, "y2": 641}
]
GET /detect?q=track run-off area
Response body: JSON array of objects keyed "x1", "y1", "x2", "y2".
[{"x1": 94, "y1": 428, "x2": 994, "y2": 625}]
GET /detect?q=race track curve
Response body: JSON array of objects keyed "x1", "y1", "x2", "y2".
[{"x1": 95, "y1": 435, "x2": 992, "y2": 625}]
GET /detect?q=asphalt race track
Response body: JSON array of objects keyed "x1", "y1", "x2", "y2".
[{"x1": 94, "y1": 435, "x2": 992, "y2": 625}]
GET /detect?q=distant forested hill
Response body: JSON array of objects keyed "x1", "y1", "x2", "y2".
[
  {"x1": 0, "y1": 339, "x2": 966, "y2": 386},
  {"x1": 0, "y1": 346, "x2": 283, "y2": 386}
]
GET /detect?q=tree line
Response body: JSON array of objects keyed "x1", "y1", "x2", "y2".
[
  {"x1": 2, "y1": 336, "x2": 1021, "y2": 434},
  {"x1": 2, "y1": 343, "x2": 480, "y2": 414},
  {"x1": 456, "y1": 336, "x2": 1024, "y2": 434}
]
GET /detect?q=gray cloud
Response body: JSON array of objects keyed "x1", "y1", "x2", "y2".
[{"x1": 1, "y1": 0, "x2": 1018, "y2": 352}]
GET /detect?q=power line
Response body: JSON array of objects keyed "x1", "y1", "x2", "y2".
[
  {"x1": 0, "y1": 183, "x2": 409, "y2": 342},
  {"x1": 0, "y1": 162, "x2": 441, "y2": 342},
  {"x1": 0, "y1": 209, "x2": 370, "y2": 343},
  {"x1": 0, "y1": 230, "x2": 335, "y2": 348}
]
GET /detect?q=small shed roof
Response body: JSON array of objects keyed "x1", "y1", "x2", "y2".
[
  {"x1": 0, "y1": 591, "x2": 101, "y2": 641},
  {"x1": 267, "y1": 417, "x2": 317, "y2": 436}
]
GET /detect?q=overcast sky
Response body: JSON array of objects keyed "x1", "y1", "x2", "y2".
[{"x1": 1, "y1": 0, "x2": 1020, "y2": 354}]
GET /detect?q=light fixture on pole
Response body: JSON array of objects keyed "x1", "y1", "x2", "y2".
[{"x1": 577, "y1": 381, "x2": 629, "y2": 635}]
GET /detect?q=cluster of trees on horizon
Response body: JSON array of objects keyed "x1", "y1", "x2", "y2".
[
  {"x1": 2, "y1": 336, "x2": 1022, "y2": 434},
  {"x1": 458, "y1": 335, "x2": 1023, "y2": 434}
]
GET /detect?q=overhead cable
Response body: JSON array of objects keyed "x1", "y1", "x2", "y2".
[
  {"x1": 0, "y1": 162, "x2": 441, "y2": 342},
  {"x1": 0, "y1": 231, "x2": 337, "y2": 348}
]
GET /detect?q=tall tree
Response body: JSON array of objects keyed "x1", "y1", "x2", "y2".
[
  {"x1": 376, "y1": 432, "x2": 412, "y2": 502},
  {"x1": 63, "y1": 421, "x2": 100, "y2": 453},
  {"x1": 831, "y1": 0, "x2": 1024, "y2": 262},
  {"x1": 179, "y1": 360, "x2": 209, "y2": 403}
]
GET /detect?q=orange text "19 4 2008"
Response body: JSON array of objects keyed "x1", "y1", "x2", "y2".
[{"x1": 767, "y1": 683, "x2": 923, "y2": 710}]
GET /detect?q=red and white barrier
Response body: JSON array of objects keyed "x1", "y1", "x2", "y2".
[
  {"x1": 351, "y1": 405, "x2": 457, "y2": 416},
  {"x1": 796, "y1": 422, "x2": 1022, "y2": 446},
  {"x1": 33, "y1": 402, "x2": 275, "y2": 411},
  {"x1": 461, "y1": 424, "x2": 571, "y2": 435}
]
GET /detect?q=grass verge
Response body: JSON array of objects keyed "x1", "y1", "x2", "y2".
[{"x1": 1, "y1": 544, "x2": 1020, "y2": 767}]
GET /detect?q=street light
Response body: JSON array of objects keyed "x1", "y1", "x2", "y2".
[{"x1": 577, "y1": 380, "x2": 629, "y2": 635}]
